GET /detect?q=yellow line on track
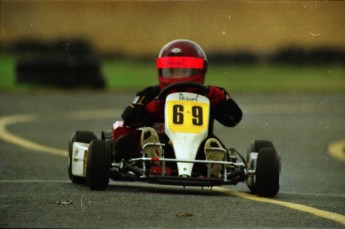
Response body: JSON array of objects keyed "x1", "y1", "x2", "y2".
[
  {"x1": 215, "y1": 187, "x2": 345, "y2": 226},
  {"x1": 1, "y1": 113, "x2": 345, "y2": 226},
  {"x1": 0, "y1": 115, "x2": 67, "y2": 157},
  {"x1": 328, "y1": 139, "x2": 345, "y2": 162}
]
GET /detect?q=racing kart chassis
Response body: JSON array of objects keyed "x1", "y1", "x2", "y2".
[
  {"x1": 109, "y1": 142, "x2": 248, "y2": 187},
  {"x1": 69, "y1": 126, "x2": 280, "y2": 197},
  {"x1": 68, "y1": 82, "x2": 281, "y2": 197}
]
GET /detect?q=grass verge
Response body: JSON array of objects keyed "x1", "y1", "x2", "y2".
[
  {"x1": 103, "y1": 59, "x2": 345, "y2": 93},
  {"x1": 1, "y1": 55, "x2": 344, "y2": 93}
]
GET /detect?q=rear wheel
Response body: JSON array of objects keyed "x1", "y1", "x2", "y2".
[
  {"x1": 68, "y1": 131, "x2": 97, "y2": 184},
  {"x1": 248, "y1": 140, "x2": 274, "y2": 158},
  {"x1": 255, "y1": 147, "x2": 280, "y2": 197},
  {"x1": 246, "y1": 140, "x2": 274, "y2": 192},
  {"x1": 86, "y1": 139, "x2": 110, "y2": 190},
  {"x1": 246, "y1": 140, "x2": 280, "y2": 197}
]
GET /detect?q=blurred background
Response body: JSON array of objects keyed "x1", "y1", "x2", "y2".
[{"x1": 1, "y1": 0, "x2": 344, "y2": 92}]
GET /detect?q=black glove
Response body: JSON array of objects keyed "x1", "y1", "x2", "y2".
[
  {"x1": 213, "y1": 99, "x2": 243, "y2": 127},
  {"x1": 122, "y1": 103, "x2": 147, "y2": 127}
]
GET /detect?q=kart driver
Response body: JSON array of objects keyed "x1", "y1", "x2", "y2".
[{"x1": 120, "y1": 39, "x2": 243, "y2": 177}]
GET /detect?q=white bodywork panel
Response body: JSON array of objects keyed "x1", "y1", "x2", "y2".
[
  {"x1": 165, "y1": 92, "x2": 210, "y2": 177},
  {"x1": 72, "y1": 142, "x2": 89, "y2": 177}
]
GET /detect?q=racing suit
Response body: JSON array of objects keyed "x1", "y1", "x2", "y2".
[
  {"x1": 122, "y1": 85, "x2": 242, "y2": 131},
  {"x1": 119, "y1": 85, "x2": 243, "y2": 175}
]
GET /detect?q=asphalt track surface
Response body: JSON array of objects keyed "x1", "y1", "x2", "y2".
[{"x1": 0, "y1": 91, "x2": 345, "y2": 228}]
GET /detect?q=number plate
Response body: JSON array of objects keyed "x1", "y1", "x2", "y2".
[{"x1": 166, "y1": 93, "x2": 210, "y2": 134}]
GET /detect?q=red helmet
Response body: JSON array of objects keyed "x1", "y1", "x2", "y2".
[{"x1": 157, "y1": 39, "x2": 208, "y2": 89}]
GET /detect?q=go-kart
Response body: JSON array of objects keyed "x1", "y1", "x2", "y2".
[{"x1": 68, "y1": 82, "x2": 281, "y2": 197}]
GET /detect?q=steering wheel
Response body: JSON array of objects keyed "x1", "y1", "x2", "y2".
[{"x1": 158, "y1": 82, "x2": 209, "y2": 100}]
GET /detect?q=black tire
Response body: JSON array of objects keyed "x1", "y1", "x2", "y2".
[
  {"x1": 246, "y1": 140, "x2": 275, "y2": 193},
  {"x1": 16, "y1": 56, "x2": 76, "y2": 87},
  {"x1": 16, "y1": 55, "x2": 104, "y2": 88},
  {"x1": 249, "y1": 140, "x2": 274, "y2": 153},
  {"x1": 247, "y1": 140, "x2": 274, "y2": 164},
  {"x1": 68, "y1": 131, "x2": 97, "y2": 184},
  {"x1": 86, "y1": 139, "x2": 110, "y2": 190},
  {"x1": 255, "y1": 147, "x2": 280, "y2": 197}
]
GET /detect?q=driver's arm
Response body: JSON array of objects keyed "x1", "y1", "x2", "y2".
[
  {"x1": 208, "y1": 86, "x2": 243, "y2": 127},
  {"x1": 214, "y1": 98, "x2": 243, "y2": 127},
  {"x1": 121, "y1": 86, "x2": 160, "y2": 127}
]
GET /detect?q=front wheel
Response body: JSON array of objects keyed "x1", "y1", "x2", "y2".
[
  {"x1": 86, "y1": 139, "x2": 110, "y2": 190},
  {"x1": 68, "y1": 131, "x2": 97, "y2": 184}
]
